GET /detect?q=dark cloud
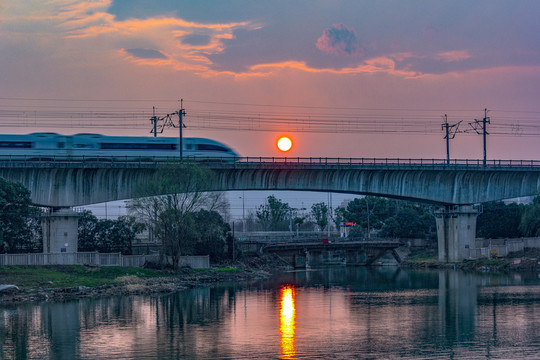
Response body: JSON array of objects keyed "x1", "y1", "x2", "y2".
[
  {"x1": 180, "y1": 34, "x2": 211, "y2": 46},
  {"x1": 125, "y1": 48, "x2": 167, "y2": 59},
  {"x1": 316, "y1": 24, "x2": 363, "y2": 56}
]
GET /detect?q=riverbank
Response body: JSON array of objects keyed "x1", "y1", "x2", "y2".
[
  {"x1": 402, "y1": 248, "x2": 540, "y2": 272},
  {"x1": 0, "y1": 254, "x2": 292, "y2": 304},
  {"x1": 4, "y1": 249, "x2": 540, "y2": 304}
]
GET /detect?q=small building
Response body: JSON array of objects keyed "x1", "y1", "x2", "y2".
[{"x1": 340, "y1": 222, "x2": 357, "y2": 237}]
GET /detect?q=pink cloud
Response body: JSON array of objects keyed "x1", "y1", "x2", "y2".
[
  {"x1": 316, "y1": 24, "x2": 363, "y2": 56},
  {"x1": 436, "y1": 50, "x2": 471, "y2": 62}
]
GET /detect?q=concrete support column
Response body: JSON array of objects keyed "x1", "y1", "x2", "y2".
[
  {"x1": 42, "y1": 208, "x2": 79, "y2": 253},
  {"x1": 435, "y1": 205, "x2": 479, "y2": 262}
]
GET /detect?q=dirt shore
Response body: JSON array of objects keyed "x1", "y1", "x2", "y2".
[
  {"x1": 0, "y1": 254, "x2": 292, "y2": 304},
  {"x1": 402, "y1": 248, "x2": 540, "y2": 272},
  {"x1": 3, "y1": 250, "x2": 539, "y2": 304}
]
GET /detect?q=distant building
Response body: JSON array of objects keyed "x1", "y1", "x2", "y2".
[{"x1": 340, "y1": 222, "x2": 357, "y2": 237}]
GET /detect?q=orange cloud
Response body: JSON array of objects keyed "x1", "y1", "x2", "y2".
[
  {"x1": 51, "y1": 3, "x2": 423, "y2": 80},
  {"x1": 67, "y1": 17, "x2": 252, "y2": 38},
  {"x1": 50, "y1": 2, "x2": 257, "y2": 76},
  {"x1": 231, "y1": 57, "x2": 419, "y2": 79},
  {"x1": 0, "y1": 1, "x2": 430, "y2": 80}
]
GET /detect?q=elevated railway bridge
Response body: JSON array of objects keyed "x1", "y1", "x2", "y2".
[{"x1": 1, "y1": 156, "x2": 539, "y2": 262}]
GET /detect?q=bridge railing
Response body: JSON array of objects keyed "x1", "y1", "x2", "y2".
[
  {"x1": 1, "y1": 155, "x2": 539, "y2": 169},
  {"x1": 236, "y1": 157, "x2": 540, "y2": 170},
  {"x1": 0, "y1": 252, "x2": 209, "y2": 268}
]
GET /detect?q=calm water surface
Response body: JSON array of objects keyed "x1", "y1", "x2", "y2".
[{"x1": 1, "y1": 267, "x2": 540, "y2": 359}]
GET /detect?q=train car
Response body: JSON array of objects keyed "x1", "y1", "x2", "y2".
[{"x1": 0, "y1": 133, "x2": 239, "y2": 160}]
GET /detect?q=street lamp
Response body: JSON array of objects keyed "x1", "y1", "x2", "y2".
[{"x1": 239, "y1": 193, "x2": 245, "y2": 232}]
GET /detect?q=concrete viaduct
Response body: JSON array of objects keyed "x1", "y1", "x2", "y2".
[{"x1": 1, "y1": 157, "x2": 539, "y2": 262}]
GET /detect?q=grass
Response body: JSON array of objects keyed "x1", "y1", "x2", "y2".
[
  {"x1": 407, "y1": 249, "x2": 438, "y2": 263},
  {"x1": 192, "y1": 267, "x2": 238, "y2": 272},
  {"x1": 215, "y1": 267, "x2": 239, "y2": 272},
  {"x1": 461, "y1": 257, "x2": 512, "y2": 269},
  {"x1": 0, "y1": 265, "x2": 171, "y2": 290}
]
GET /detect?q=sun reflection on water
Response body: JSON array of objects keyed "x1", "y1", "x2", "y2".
[{"x1": 280, "y1": 285, "x2": 297, "y2": 359}]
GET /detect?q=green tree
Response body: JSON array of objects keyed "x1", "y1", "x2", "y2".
[
  {"x1": 78, "y1": 210, "x2": 99, "y2": 252},
  {"x1": 477, "y1": 201, "x2": 523, "y2": 238},
  {"x1": 255, "y1": 195, "x2": 290, "y2": 231},
  {"x1": 128, "y1": 163, "x2": 229, "y2": 269},
  {"x1": 333, "y1": 206, "x2": 347, "y2": 230},
  {"x1": 348, "y1": 225, "x2": 366, "y2": 239},
  {"x1": 156, "y1": 208, "x2": 198, "y2": 267},
  {"x1": 345, "y1": 197, "x2": 397, "y2": 237},
  {"x1": 95, "y1": 216, "x2": 143, "y2": 254},
  {"x1": 255, "y1": 202, "x2": 271, "y2": 231},
  {"x1": 78, "y1": 211, "x2": 143, "y2": 254},
  {"x1": 0, "y1": 178, "x2": 41, "y2": 253},
  {"x1": 193, "y1": 209, "x2": 230, "y2": 261},
  {"x1": 293, "y1": 216, "x2": 305, "y2": 233},
  {"x1": 342, "y1": 197, "x2": 435, "y2": 240},
  {"x1": 311, "y1": 202, "x2": 329, "y2": 231},
  {"x1": 520, "y1": 197, "x2": 540, "y2": 237},
  {"x1": 380, "y1": 207, "x2": 433, "y2": 238}
]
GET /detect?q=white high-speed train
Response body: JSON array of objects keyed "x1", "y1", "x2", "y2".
[{"x1": 0, "y1": 133, "x2": 239, "y2": 160}]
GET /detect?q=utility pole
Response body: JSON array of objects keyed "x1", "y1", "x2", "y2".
[
  {"x1": 482, "y1": 108, "x2": 490, "y2": 167},
  {"x1": 178, "y1": 99, "x2": 186, "y2": 161},
  {"x1": 240, "y1": 193, "x2": 246, "y2": 232},
  {"x1": 441, "y1": 114, "x2": 462, "y2": 165},
  {"x1": 151, "y1": 106, "x2": 157, "y2": 137},
  {"x1": 327, "y1": 192, "x2": 332, "y2": 239},
  {"x1": 468, "y1": 108, "x2": 490, "y2": 167}
]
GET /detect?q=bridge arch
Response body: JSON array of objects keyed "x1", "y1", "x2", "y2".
[{"x1": 0, "y1": 160, "x2": 540, "y2": 207}]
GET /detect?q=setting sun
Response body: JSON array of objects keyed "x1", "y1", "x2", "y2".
[{"x1": 277, "y1": 136, "x2": 293, "y2": 152}]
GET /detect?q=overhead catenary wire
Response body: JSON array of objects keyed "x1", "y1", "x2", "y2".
[{"x1": 0, "y1": 98, "x2": 539, "y2": 136}]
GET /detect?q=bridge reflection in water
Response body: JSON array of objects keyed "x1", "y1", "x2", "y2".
[{"x1": 280, "y1": 285, "x2": 297, "y2": 359}]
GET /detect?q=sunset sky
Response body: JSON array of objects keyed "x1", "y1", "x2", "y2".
[{"x1": 1, "y1": 0, "x2": 540, "y2": 160}]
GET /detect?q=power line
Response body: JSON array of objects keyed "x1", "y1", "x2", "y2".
[
  {"x1": 4, "y1": 96, "x2": 540, "y2": 113},
  {"x1": 0, "y1": 97, "x2": 179, "y2": 103},
  {"x1": 0, "y1": 103, "x2": 539, "y2": 136}
]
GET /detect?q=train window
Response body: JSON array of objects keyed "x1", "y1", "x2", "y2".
[
  {"x1": 197, "y1": 144, "x2": 228, "y2": 152},
  {"x1": 100, "y1": 143, "x2": 177, "y2": 150},
  {"x1": 0, "y1": 141, "x2": 32, "y2": 148},
  {"x1": 58, "y1": 142, "x2": 65, "y2": 148}
]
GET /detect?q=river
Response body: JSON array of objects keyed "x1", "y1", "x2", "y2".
[{"x1": 1, "y1": 267, "x2": 540, "y2": 359}]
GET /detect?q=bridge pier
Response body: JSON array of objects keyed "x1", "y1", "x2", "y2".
[
  {"x1": 435, "y1": 205, "x2": 479, "y2": 262},
  {"x1": 306, "y1": 250, "x2": 346, "y2": 267},
  {"x1": 42, "y1": 208, "x2": 79, "y2": 254}
]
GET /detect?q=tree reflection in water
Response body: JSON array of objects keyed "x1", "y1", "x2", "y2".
[{"x1": 2, "y1": 269, "x2": 540, "y2": 359}]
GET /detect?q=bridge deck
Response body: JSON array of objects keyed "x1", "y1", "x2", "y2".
[
  {"x1": 263, "y1": 240, "x2": 401, "y2": 251},
  {"x1": 1, "y1": 156, "x2": 539, "y2": 170},
  {"x1": 1, "y1": 157, "x2": 539, "y2": 207}
]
